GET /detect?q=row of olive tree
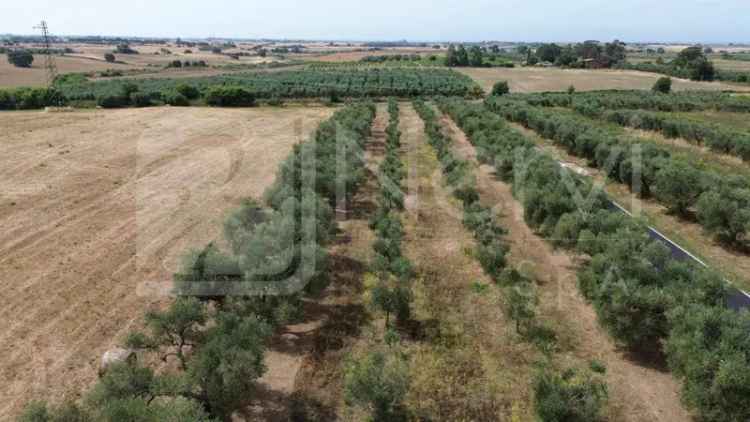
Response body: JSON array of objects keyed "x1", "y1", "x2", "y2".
[
  {"x1": 510, "y1": 90, "x2": 750, "y2": 113},
  {"x1": 344, "y1": 99, "x2": 413, "y2": 422},
  {"x1": 488, "y1": 97, "x2": 750, "y2": 251},
  {"x1": 603, "y1": 108, "x2": 750, "y2": 161},
  {"x1": 440, "y1": 97, "x2": 748, "y2": 422},
  {"x1": 19, "y1": 102, "x2": 377, "y2": 422},
  {"x1": 423, "y1": 98, "x2": 610, "y2": 421}
]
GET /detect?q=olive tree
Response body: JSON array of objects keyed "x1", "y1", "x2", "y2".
[
  {"x1": 491, "y1": 80, "x2": 510, "y2": 96},
  {"x1": 506, "y1": 281, "x2": 537, "y2": 334},
  {"x1": 8, "y1": 49, "x2": 34, "y2": 67},
  {"x1": 653, "y1": 160, "x2": 702, "y2": 216},
  {"x1": 652, "y1": 76, "x2": 672, "y2": 94},
  {"x1": 344, "y1": 349, "x2": 410, "y2": 422},
  {"x1": 533, "y1": 366, "x2": 608, "y2": 422},
  {"x1": 696, "y1": 186, "x2": 750, "y2": 247}
]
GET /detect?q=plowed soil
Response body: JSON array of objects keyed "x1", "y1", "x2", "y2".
[{"x1": 0, "y1": 105, "x2": 333, "y2": 419}]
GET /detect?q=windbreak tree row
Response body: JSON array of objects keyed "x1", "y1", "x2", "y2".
[
  {"x1": 438, "y1": 97, "x2": 749, "y2": 422},
  {"x1": 507, "y1": 90, "x2": 750, "y2": 113},
  {"x1": 19, "y1": 102, "x2": 377, "y2": 422},
  {"x1": 486, "y1": 97, "x2": 750, "y2": 251},
  {"x1": 49, "y1": 67, "x2": 482, "y2": 108}
]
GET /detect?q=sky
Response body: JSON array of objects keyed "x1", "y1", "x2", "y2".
[{"x1": 2, "y1": 0, "x2": 749, "y2": 43}]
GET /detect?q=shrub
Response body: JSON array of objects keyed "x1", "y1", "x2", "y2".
[
  {"x1": 204, "y1": 86, "x2": 255, "y2": 107},
  {"x1": 491, "y1": 80, "x2": 510, "y2": 96},
  {"x1": 344, "y1": 349, "x2": 410, "y2": 422},
  {"x1": 652, "y1": 76, "x2": 672, "y2": 93},
  {"x1": 115, "y1": 44, "x2": 138, "y2": 54},
  {"x1": 506, "y1": 281, "x2": 537, "y2": 334},
  {"x1": 7, "y1": 49, "x2": 34, "y2": 67},
  {"x1": 5, "y1": 87, "x2": 65, "y2": 109},
  {"x1": 104, "y1": 53, "x2": 116, "y2": 63},
  {"x1": 533, "y1": 366, "x2": 608, "y2": 422},
  {"x1": 96, "y1": 94, "x2": 129, "y2": 108},
  {"x1": 175, "y1": 83, "x2": 200, "y2": 99},
  {"x1": 161, "y1": 90, "x2": 189, "y2": 106},
  {"x1": 129, "y1": 92, "x2": 152, "y2": 107},
  {"x1": 476, "y1": 240, "x2": 508, "y2": 279}
]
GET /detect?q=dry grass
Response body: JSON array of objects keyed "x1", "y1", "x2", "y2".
[
  {"x1": 712, "y1": 59, "x2": 750, "y2": 72},
  {"x1": 0, "y1": 105, "x2": 333, "y2": 420},
  {"x1": 673, "y1": 110, "x2": 750, "y2": 130},
  {"x1": 457, "y1": 66, "x2": 750, "y2": 94},
  {"x1": 283, "y1": 104, "x2": 388, "y2": 422},
  {"x1": 398, "y1": 103, "x2": 538, "y2": 421},
  {"x1": 441, "y1": 113, "x2": 692, "y2": 422},
  {"x1": 509, "y1": 121, "x2": 750, "y2": 293}
]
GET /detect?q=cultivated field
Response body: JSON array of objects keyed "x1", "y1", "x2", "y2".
[
  {"x1": 458, "y1": 66, "x2": 750, "y2": 93},
  {"x1": 0, "y1": 105, "x2": 332, "y2": 420}
]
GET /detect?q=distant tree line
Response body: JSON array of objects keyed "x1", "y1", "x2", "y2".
[
  {"x1": 620, "y1": 46, "x2": 750, "y2": 82},
  {"x1": 444, "y1": 44, "x2": 515, "y2": 67},
  {"x1": 525, "y1": 40, "x2": 627, "y2": 68}
]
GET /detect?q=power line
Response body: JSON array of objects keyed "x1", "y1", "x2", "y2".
[{"x1": 33, "y1": 20, "x2": 58, "y2": 87}]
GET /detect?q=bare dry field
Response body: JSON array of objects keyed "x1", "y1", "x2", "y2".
[
  {"x1": 1, "y1": 42, "x2": 285, "y2": 87},
  {"x1": 458, "y1": 67, "x2": 750, "y2": 93},
  {"x1": 0, "y1": 105, "x2": 333, "y2": 420},
  {"x1": 0, "y1": 54, "x2": 136, "y2": 87}
]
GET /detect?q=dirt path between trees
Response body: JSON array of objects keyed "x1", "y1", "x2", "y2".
[
  {"x1": 438, "y1": 111, "x2": 693, "y2": 422},
  {"x1": 241, "y1": 103, "x2": 388, "y2": 421}
]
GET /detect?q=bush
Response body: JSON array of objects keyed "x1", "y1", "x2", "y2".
[
  {"x1": 104, "y1": 53, "x2": 116, "y2": 63},
  {"x1": 129, "y1": 92, "x2": 152, "y2": 107},
  {"x1": 491, "y1": 80, "x2": 510, "y2": 96},
  {"x1": 204, "y1": 86, "x2": 255, "y2": 107},
  {"x1": 96, "y1": 94, "x2": 129, "y2": 108},
  {"x1": 533, "y1": 366, "x2": 608, "y2": 422},
  {"x1": 0, "y1": 87, "x2": 65, "y2": 110},
  {"x1": 344, "y1": 349, "x2": 410, "y2": 422},
  {"x1": 161, "y1": 90, "x2": 189, "y2": 106},
  {"x1": 115, "y1": 44, "x2": 138, "y2": 54},
  {"x1": 7, "y1": 49, "x2": 34, "y2": 68},
  {"x1": 175, "y1": 83, "x2": 200, "y2": 99},
  {"x1": 652, "y1": 76, "x2": 672, "y2": 93}
]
